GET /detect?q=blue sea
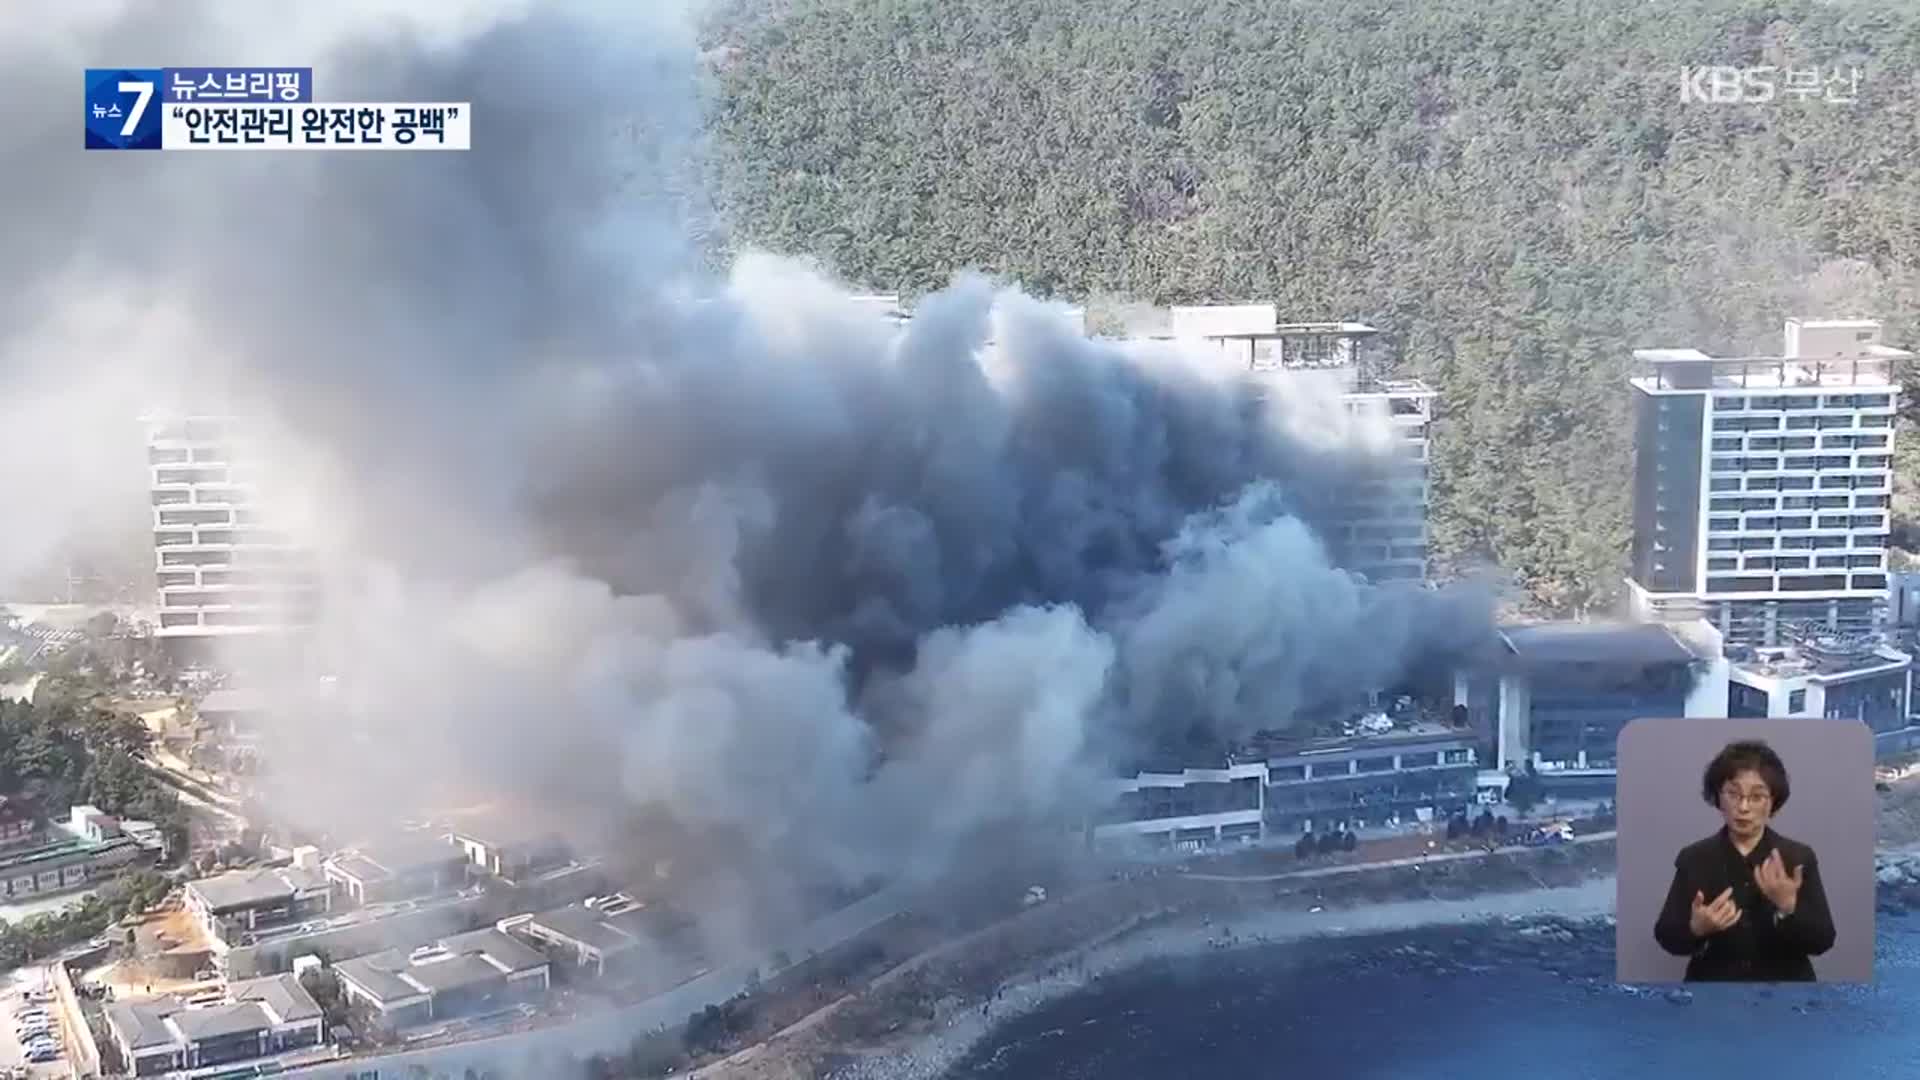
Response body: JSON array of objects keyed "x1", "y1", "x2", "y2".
[{"x1": 943, "y1": 915, "x2": 1920, "y2": 1079}]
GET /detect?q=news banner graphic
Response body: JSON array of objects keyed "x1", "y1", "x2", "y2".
[{"x1": 85, "y1": 67, "x2": 470, "y2": 151}]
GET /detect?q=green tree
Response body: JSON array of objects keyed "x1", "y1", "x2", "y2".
[{"x1": 701, "y1": 0, "x2": 1920, "y2": 612}]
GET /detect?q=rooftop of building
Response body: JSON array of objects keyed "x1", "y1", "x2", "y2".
[
  {"x1": 326, "y1": 830, "x2": 463, "y2": 883},
  {"x1": 106, "y1": 974, "x2": 319, "y2": 1052},
  {"x1": 0, "y1": 832, "x2": 133, "y2": 874},
  {"x1": 440, "y1": 808, "x2": 574, "y2": 853},
  {"x1": 336, "y1": 927, "x2": 546, "y2": 1003},
  {"x1": 1727, "y1": 628, "x2": 1912, "y2": 681},
  {"x1": 186, "y1": 864, "x2": 328, "y2": 913},
  {"x1": 1631, "y1": 318, "x2": 1910, "y2": 391},
  {"x1": 1496, "y1": 621, "x2": 1699, "y2": 669},
  {"x1": 1262, "y1": 718, "x2": 1476, "y2": 760}
]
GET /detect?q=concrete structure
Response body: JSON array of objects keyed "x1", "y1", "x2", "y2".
[
  {"x1": 185, "y1": 865, "x2": 333, "y2": 946},
  {"x1": 874, "y1": 300, "x2": 1432, "y2": 584},
  {"x1": 1627, "y1": 318, "x2": 1910, "y2": 646},
  {"x1": 68, "y1": 804, "x2": 121, "y2": 843},
  {"x1": 1892, "y1": 569, "x2": 1920, "y2": 632},
  {"x1": 105, "y1": 973, "x2": 323, "y2": 1077},
  {"x1": 0, "y1": 801, "x2": 145, "y2": 901},
  {"x1": 445, "y1": 819, "x2": 573, "y2": 886},
  {"x1": 1723, "y1": 628, "x2": 1920, "y2": 755},
  {"x1": 335, "y1": 927, "x2": 550, "y2": 1029},
  {"x1": 323, "y1": 832, "x2": 467, "y2": 905},
  {"x1": 1259, "y1": 721, "x2": 1478, "y2": 835},
  {"x1": 220, "y1": 890, "x2": 487, "y2": 980},
  {"x1": 1092, "y1": 763, "x2": 1268, "y2": 851},
  {"x1": 1456, "y1": 622, "x2": 1718, "y2": 776},
  {"x1": 517, "y1": 893, "x2": 696, "y2": 977},
  {"x1": 1164, "y1": 307, "x2": 1434, "y2": 583},
  {"x1": 145, "y1": 412, "x2": 317, "y2": 644},
  {"x1": 0, "y1": 832, "x2": 142, "y2": 901}
]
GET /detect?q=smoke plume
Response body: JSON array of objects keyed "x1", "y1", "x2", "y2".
[{"x1": 1, "y1": 1, "x2": 1494, "y2": 920}]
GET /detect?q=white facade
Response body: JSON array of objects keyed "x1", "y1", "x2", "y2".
[
  {"x1": 1629, "y1": 319, "x2": 1911, "y2": 645},
  {"x1": 146, "y1": 414, "x2": 315, "y2": 639},
  {"x1": 1164, "y1": 308, "x2": 1434, "y2": 583}
]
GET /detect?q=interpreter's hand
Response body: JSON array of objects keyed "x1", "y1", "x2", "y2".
[
  {"x1": 1755, "y1": 850, "x2": 1804, "y2": 917},
  {"x1": 1688, "y1": 887, "x2": 1742, "y2": 937}
]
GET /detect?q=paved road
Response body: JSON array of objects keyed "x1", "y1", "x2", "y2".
[
  {"x1": 282, "y1": 881, "x2": 921, "y2": 1079},
  {"x1": 1180, "y1": 829, "x2": 1617, "y2": 883}
]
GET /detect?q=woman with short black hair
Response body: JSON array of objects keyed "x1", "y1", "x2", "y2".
[{"x1": 1653, "y1": 739, "x2": 1836, "y2": 981}]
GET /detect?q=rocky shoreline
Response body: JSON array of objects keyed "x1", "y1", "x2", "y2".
[{"x1": 800, "y1": 847, "x2": 1920, "y2": 1080}]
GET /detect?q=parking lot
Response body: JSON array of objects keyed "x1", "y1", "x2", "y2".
[{"x1": 0, "y1": 969, "x2": 67, "y2": 1078}]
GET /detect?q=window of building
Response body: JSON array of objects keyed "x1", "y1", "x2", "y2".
[{"x1": 1788, "y1": 689, "x2": 1806, "y2": 713}]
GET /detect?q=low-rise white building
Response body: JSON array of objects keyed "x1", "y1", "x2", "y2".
[{"x1": 1092, "y1": 762, "x2": 1268, "y2": 851}]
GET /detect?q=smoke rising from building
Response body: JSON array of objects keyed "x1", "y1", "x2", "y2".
[{"x1": 1, "y1": 2, "x2": 1494, "y2": 907}]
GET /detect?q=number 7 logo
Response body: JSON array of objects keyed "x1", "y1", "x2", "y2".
[{"x1": 118, "y1": 80, "x2": 152, "y2": 138}]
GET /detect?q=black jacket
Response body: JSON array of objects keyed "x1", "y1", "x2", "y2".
[{"x1": 1653, "y1": 827, "x2": 1836, "y2": 982}]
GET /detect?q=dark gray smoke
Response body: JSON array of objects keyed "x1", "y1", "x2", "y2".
[{"x1": 1, "y1": 2, "x2": 1494, "y2": 905}]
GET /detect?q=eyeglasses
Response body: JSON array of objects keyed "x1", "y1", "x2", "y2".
[{"x1": 1720, "y1": 788, "x2": 1773, "y2": 808}]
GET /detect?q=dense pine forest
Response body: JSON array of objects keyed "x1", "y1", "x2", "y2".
[{"x1": 699, "y1": 0, "x2": 1920, "y2": 615}]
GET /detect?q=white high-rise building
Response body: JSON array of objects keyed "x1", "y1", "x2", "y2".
[
  {"x1": 849, "y1": 298, "x2": 1433, "y2": 583},
  {"x1": 1166, "y1": 305, "x2": 1435, "y2": 583},
  {"x1": 145, "y1": 414, "x2": 316, "y2": 646},
  {"x1": 1627, "y1": 318, "x2": 1911, "y2": 646}
]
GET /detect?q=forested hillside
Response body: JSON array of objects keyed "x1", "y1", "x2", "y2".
[{"x1": 700, "y1": 0, "x2": 1920, "y2": 614}]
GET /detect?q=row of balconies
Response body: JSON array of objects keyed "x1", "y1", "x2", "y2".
[
  {"x1": 1711, "y1": 393, "x2": 1894, "y2": 411},
  {"x1": 1707, "y1": 492, "x2": 1886, "y2": 512},
  {"x1": 1708, "y1": 554, "x2": 1883, "y2": 573},
  {"x1": 1706, "y1": 514, "x2": 1888, "y2": 533},
  {"x1": 1709, "y1": 435, "x2": 1891, "y2": 454},
  {"x1": 1704, "y1": 576, "x2": 1886, "y2": 597},
  {"x1": 150, "y1": 486, "x2": 259, "y2": 508},
  {"x1": 1709, "y1": 454, "x2": 1893, "y2": 473},
  {"x1": 157, "y1": 569, "x2": 319, "y2": 589},
  {"x1": 1707, "y1": 481, "x2": 1887, "y2": 500},
  {"x1": 1703, "y1": 534, "x2": 1888, "y2": 552}
]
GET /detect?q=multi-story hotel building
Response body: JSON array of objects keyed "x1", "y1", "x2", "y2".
[
  {"x1": 145, "y1": 413, "x2": 317, "y2": 651},
  {"x1": 1627, "y1": 318, "x2": 1911, "y2": 646},
  {"x1": 1167, "y1": 305, "x2": 1435, "y2": 583}
]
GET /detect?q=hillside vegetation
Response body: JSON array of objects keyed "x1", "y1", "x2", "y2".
[{"x1": 701, "y1": 0, "x2": 1920, "y2": 613}]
